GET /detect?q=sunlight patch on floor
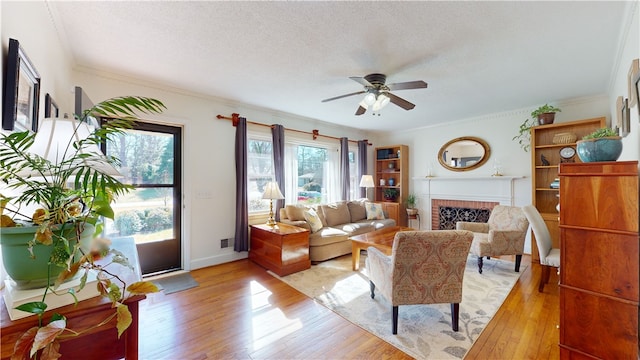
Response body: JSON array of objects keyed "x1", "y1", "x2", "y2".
[{"x1": 249, "y1": 280, "x2": 303, "y2": 350}]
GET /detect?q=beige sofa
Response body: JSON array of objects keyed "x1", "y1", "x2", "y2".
[{"x1": 278, "y1": 200, "x2": 396, "y2": 262}]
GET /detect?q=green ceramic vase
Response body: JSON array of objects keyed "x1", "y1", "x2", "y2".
[{"x1": 1, "y1": 223, "x2": 95, "y2": 290}]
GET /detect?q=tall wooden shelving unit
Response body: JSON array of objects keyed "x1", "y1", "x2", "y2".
[
  {"x1": 530, "y1": 117, "x2": 605, "y2": 262},
  {"x1": 374, "y1": 145, "x2": 408, "y2": 227},
  {"x1": 558, "y1": 161, "x2": 639, "y2": 358}
]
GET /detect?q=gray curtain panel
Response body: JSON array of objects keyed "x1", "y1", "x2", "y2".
[
  {"x1": 340, "y1": 137, "x2": 350, "y2": 200},
  {"x1": 272, "y1": 124, "x2": 285, "y2": 221},
  {"x1": 234, "y1": 117, "x2": 249, "y2": 252},
  {"x1": 358, "y1": 140, "x2": 368, "y2": 198}
]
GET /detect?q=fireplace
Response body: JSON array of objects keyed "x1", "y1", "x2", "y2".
[{"x1": 431, "y1": 199, "x2": 499, "y2": 230}]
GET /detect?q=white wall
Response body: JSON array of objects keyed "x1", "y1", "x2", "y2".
[{"x1": 609, "y1": 1, "x2": 639, "y2": 162}]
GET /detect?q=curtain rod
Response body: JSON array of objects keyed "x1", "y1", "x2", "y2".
[{"x1": 216, "y1": 113, "x2": 371, "y2": 146}]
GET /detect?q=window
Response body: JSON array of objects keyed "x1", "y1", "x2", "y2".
[
  {"x1": 248, "y1": 129, "x2": 361, "y2": 212},
  {"x1": 248, "y1": 137, "x2": 274, "y2": 213}
]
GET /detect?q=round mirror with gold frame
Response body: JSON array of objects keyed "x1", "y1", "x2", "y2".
[{"x1": 437, "y1": 136, "x2": 491, "y2": 172}]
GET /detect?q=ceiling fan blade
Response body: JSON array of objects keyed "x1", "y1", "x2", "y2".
[
  {"x1": 355, "y1": 105, "x2": 367, "y2": 116},
  {"x1": 385, "y1": 92, "x2": 416, "y2": 110},
  {"x1": 349, "y1": 76, "x2": 373, "y2": 87},
  {"x1": 321, "y1": 90, "x2": 366, "y2": 103},
  {"x1": 386, "y1": 80, "x2": 428, "y2": 91}
]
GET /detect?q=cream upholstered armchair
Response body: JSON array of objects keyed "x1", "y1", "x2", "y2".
[
  {"x1": 456, "y1": 205, "x2": 529, "y2": 274},
  {"x1": 365, "y1": 230, "x2": 473, "y2": 335},
  {"x1": 522, "y1": 205, "x2": 560, "y2": 292}
]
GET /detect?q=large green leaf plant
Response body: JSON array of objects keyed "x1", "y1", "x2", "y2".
[{"x1": 0, "y1": 96, "x2": 165, "y2": 359}]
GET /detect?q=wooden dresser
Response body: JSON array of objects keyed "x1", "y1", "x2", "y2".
[
  {"x1": 558, "y1": 161, "x2": 639, "y2": 358},
  {"x1": 249, "y1": 223, "x2": 310, "y2": 276}
]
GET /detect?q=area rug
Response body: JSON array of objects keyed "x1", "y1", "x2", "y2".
[
  {"x1": 270, "y1": 254, "x2": 525, "y2": 359},
  {"x1": 152, "y1": 272, "x2": 199, "y2": 294}
]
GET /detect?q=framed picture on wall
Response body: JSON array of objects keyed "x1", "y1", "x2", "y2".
[
  {"x1": 628, "y1": 58, "x2": 639, "y2": 108},
  {"x1": 2, "y1": 38, "x2": 41, "y2": 132},
  {"x1": 621, "y1": 98, "x2": 630, "y2": 137},
  {"x1": 44, "y1": 94, "x2": 59, "y2": 118}
]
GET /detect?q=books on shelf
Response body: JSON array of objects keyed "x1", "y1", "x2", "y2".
[{"x1": 3, "y1": 271, "x2": 100, "y2": 321}]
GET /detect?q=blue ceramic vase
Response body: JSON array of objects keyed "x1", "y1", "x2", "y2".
[{"x1": 576, "y1": 137, "x2": 623, "y2": 162}]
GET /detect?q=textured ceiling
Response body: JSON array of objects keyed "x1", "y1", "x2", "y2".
[{"x1": 47, "y1": 1, "x2": 630, "y2": 132}]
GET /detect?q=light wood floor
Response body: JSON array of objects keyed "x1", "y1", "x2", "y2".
[{"x1": 138, "y1": 254, "x2": 560, "y2": 359}]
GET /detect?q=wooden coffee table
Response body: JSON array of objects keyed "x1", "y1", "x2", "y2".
[{"x1": 350, "y1": 226, "x2": 413, "y2": 270}]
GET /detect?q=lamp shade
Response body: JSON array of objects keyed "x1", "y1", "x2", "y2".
[
  {"x1": 359, "y1": 175, "x2": 374, "y2": 188},
  {"x1": 262, "y1": 181, "x2": 284, "y2": 200},
  {"x1": 25, "y1": 117, "x2": 121, "y2": 177}
]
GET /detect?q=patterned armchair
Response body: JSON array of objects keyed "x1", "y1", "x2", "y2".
[
  {"x1": 456, "y1": 205, "x2": 529, "y2": 274},
  {"x1": 365, "y1": 230, "x2": 473, "y2": 334}
]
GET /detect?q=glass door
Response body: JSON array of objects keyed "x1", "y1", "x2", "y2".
[{"x1": 104, "y1": 121, "x2": 182, "y2": 276}]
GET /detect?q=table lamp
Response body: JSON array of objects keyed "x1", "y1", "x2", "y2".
[
  {"x1": 359, "y1": 175, "x2": 374, "y2": 201},
  {"x1": 262, "y1": 181, "x2": 284, "y2": 226}
]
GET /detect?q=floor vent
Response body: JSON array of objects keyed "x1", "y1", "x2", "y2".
[{"x1": 221, "y1": 238, "x2": 234, "y2": 248}]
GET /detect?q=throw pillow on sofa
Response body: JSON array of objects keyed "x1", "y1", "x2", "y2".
[
  {"x1": 347, "y1": 200, "x2": 367, "y2": 222},
  {"x1": 285, "y1": 204, "x2": 306, "y2": 221},
  {"x1": 303, "y1": 208, "x2": 323, "y2": 233},
  {"x1": 321, "y1": 202, "x2": 351, "y2": 227},
  {"x1": 365, "y1": 202, "x2": 385, "y2": 220}
]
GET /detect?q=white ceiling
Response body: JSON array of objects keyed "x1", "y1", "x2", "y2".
[{"x1": 47, "y1": 1, "x2": 630, "y2": 132}]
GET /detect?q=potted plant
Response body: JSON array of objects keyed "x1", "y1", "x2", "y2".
[
  {"x1": 513, "y1": 104, "x2": 561, "y2": 152},
  {"x1": 405, "y1": 193, "x2": 418, "y2": 216},
  {"x1": 383, "y1": 188, "x2": 399, "y2": 202},
  {"x1": 0, "y1": 96, "x2": 164, "y2": 359},
  {"x1": 576, "y1": 127, "x2": 623, "y2": 162}
]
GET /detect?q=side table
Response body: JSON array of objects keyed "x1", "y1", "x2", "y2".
[{"x1": 249, "y1": 223, "x2": 310, "y2": 276}]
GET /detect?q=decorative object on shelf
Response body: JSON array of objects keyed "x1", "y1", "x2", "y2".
[
  {"x1": 405, "y1": 193, "x2": 418, "y2": 216},
  {"x1": 576, "y1": 127, "x2": 623, "y2": 162},
  {"x1": 492, "y1": 159, "x2": 503, "y2": 176},
  {"x1": 383, "y1": 188, "x2": 399, "y2": 202},
  {"x1": 0, "y1": 96, "x2": 164, "y2": 358},
  {"x1": 388, "y1": 161, "x2": 395, "y2": 169},
  {"x1": 437, "y1": 136, "x2": 490, "y2": 172},
  {"x1": 359, "y1": 175, "x2": 374, "y2": 201},
  {"x1": 513, "y1": 104, "x2": 561, "y2": 152},
  {"x1": 552, "y1": 132, "x2": 577, "y2": 144},
  {"x1": 2, "y1": 38, "x2": 41, "y2": 132},
  {"x1": 540, "y1": 154, "x2": 550, "y2": 166},
  {"x1": 397, "y1": 149, "x2": 401, "y2": 158},
  {"x1": 388, "y1": 178, "x2": 395, "y2": 186},
  {"x1": 559, "y1": 146, "x2": 576, "y2": 163},
  {"x1": 426, "y1": 162, "x2": 435, "y2": 177},
  {"x1": 380, "y1": 178, "x2": 386, "y2": 186},
  {"x1": 549, "y1": 178, "x2": 560, "y2": 189},
  {"x1": 262, "y1": 181, "x2": 285, "y2": 226}
]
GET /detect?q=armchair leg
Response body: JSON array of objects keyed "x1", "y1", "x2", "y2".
[
  {"x1": 451, "y1": 303, "x2": 460, "y2": 331},
  {"x1": 515, "y1": 254, "x2": 522, "y2": 272},
  {"x1": 477, "y1": 256, "x2": 483, "y2": 274},
  {"x1": 539, "y1": 265, "x2": 551, "y2": 292},
  {"x1": 369, "y1": 281, "x2": 376, "y2": 299},
  {"x1": 392, "y1": 306, "x2": 398, "y2": 335}
]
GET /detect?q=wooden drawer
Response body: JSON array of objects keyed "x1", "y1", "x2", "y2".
[
  {"x1": 561, "y1": 228, "x2": 639, "y2": 301},
  {"x1": 560, "y1": 286, "x2": 638, "y2": 359}
]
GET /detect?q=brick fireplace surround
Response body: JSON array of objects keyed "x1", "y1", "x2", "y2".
[{"x1": 431, "y1": 199, "x2": 499, "y2": 230}]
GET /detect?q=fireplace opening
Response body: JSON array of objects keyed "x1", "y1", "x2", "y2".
[{"x1": 431, "y1": 199, "x2": 499, "y2": 230}]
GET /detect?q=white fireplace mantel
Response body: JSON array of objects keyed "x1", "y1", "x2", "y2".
[{"x1": 411, "y1": 176, "x2": 526, "y2": 230}]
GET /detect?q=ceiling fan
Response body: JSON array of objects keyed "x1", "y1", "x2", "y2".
[{"x1": 321, "y1": 73, "x2": 428, "y2": 115}]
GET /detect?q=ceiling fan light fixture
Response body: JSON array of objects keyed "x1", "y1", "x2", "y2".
[
  {"x1": 372, "y1": 93, "x2": 390, "y2": 112},
  {"x1": 363, "y1": 92, "x2": 376, "y2": 106}
]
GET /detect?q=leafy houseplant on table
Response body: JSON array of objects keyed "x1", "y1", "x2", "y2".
[
  {"x1": 0, "y1": 96, "x2": 164, "y2": 359},
  {"x1": 405, "y1": 193, "x2": 418, "y2": 216},
  {"x1": 576, "y1": 127, "x2": 623, "y2": 162},
  {"x1": 383, "y1": 188, "x2": 399, "y2": 202},
  {"x1": 513, "y1": 104, "x2": 561, "y2": 152}
]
